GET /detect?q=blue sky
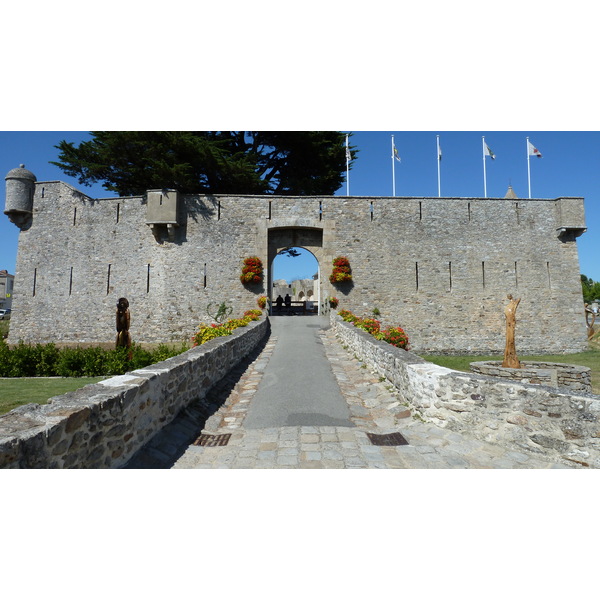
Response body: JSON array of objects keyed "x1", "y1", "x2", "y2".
[{"x1": 2, "y1": 131, "x2": 599, "y2": 283}]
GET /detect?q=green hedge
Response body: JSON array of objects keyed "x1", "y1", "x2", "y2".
[{"x1": 0, "y1": 340, "x2": 188, "y2": 378}]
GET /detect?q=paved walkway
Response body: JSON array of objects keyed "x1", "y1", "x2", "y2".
[
  {"x1": 243, "y1": 317, "x2": 354, "y2": 428},
  {"x1": 125, "y1": 316, "x2": 571, "y2": 469}
]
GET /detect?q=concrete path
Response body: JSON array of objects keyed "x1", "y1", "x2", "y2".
[
  {"x1": 243, "y1": 316, "x2": 354, "y2": 429},
  {"x1": 124, "y1": 315, "x2": 573, "y2": 469}
]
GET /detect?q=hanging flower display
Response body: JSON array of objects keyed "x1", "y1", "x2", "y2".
[
  {"x1": 240, "y1": 256, "x2": 264, "y2": 285},
  {"x1": 329, "y1": 256, "x2": 352, "y2": 284}
]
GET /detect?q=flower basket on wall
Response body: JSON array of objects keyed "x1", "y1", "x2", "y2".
[
  {"x1": 329, "y1": 256, "x2": 352, "y2": 284},
  {"x1": 240, "y1": 256, "x2": 264, "y2": 285}
]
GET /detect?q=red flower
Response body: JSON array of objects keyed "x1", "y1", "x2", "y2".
[
  {"x1": 330, "y1": 256, "x2": 352, "y2": 284},
  {"x1": 240, "y1": 256, "x2": 264, "y2": 285}
]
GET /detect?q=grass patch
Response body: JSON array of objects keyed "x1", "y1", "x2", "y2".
[
  {"x1": 0, "y1": 377, "x2": 106, "y2": 416},
  {"x1": 422, "y1": 350, "x2": 600, "y2": 395}
]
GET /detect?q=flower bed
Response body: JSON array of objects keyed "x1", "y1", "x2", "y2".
[
  {"x1": 192, "y1": 310, "x2": 262, "y2": 346},
  {"x1": 338, "y1": 309, "x2": 409, "y2": 349}
]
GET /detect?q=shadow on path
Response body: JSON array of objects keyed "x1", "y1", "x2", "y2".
[{"x1": 122, "y1": 329, "x2": 271, "y2": 469}]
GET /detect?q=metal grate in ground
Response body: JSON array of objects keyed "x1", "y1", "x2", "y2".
[
  {"x1": 193, "y1": 433, "x2": 232, "y2": 447},
  {"x1": 367, "y1": 432, "x2": 409, "y2": 446}
]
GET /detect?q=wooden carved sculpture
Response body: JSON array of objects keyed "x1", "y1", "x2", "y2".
[
  {"x1": 116, "y1": 297, "x2": 132, "y2": 349},
  {"x1": 502, "y1": 294, "x2": 521, "y2": 368},
  {"x1": 585, "y1": 304, "x2": 597, "y2": 340}
]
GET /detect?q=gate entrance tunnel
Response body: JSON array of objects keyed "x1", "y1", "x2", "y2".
[{"x1": 268, "y1": 228, "x2": 322, "y2": 316}]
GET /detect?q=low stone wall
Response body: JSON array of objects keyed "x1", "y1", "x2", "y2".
[
  {"x1": 0, "y1": 317, "x2": 269, "y2": 468},
  {"x1": 331, "y1": 314, "x2": 600, "y2": 468},
  {"x1": 470, "y1": 361, "x2": 592, "y2": 393}
]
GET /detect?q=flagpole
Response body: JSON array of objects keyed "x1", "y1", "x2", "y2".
[
  {"x1": 436, "y1": 135, "x2": 441, "y2": 197},
  {"x1": 526, "y1": 136, "x2": 531, "y2": 199},
  {"x1": 346, "y1": 134, "x2": 350, "y2": 196},
  {"x1": 482, "y1": 136, "x2": 487, "y2": 198},
  {"x1": 391, "y1": 135, "x2": 396, "y2": 197}
]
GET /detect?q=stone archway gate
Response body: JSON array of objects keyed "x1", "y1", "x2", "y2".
[{"x1": 266, "y1": 221, "x2": 325, "y2": 314}]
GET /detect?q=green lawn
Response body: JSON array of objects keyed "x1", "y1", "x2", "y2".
[
  {"x1": 0, "y1": 377, "x2": 106, "y2": 416},
  {"x1": 422, "y1": 350, "x2": 600, "y2": 395}
]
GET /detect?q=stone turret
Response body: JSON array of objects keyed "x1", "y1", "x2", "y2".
[{"x1": 4, "y1": 164, "x2": 36, "y2": 228}]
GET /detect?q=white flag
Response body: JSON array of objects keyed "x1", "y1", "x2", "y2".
[
  {"x1": 484, "y1": 143, "x2": 496, "y2": 159},
  {"x1": 528, "y1": 140, "x2": 542, "y2": 157}
]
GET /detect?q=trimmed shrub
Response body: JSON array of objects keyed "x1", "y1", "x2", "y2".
[{"x1": 0, "y1": 340, "x2": 190, "y2": 378}]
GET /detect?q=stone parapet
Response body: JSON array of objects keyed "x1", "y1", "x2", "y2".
[
  {"x1": 0, "y1": 317, "x2": 269, "y2": 469},
  {"x1": 470, "y1": 361, "x2": 592, "y2": 393},
  {"x1": 331, "y1": 314, "x2": 600, "y2": 468}
]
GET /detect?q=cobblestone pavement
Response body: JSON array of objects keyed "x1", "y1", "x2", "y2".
[{"x1": 126, "y1": 321, "x2": 572, "y2": 469}]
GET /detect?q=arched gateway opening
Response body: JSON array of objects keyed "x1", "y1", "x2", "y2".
[{"x1": 267, "y1": 227, "x2": 323, "y2": 315}]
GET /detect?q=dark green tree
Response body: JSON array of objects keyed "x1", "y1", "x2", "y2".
[
  {"x1": 581, "y1": 274, "x2": 600, "y2": 304},
  {"x1": 51, "y1": 131, "x2": 356, "y2": 196}
]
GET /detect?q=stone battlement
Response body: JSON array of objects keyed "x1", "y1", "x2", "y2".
[{"x1": 4, "y1": 174, "x2": 588, "y2": 353}]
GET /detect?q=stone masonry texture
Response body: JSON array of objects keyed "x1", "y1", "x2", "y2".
[
  {"x1": 0, "y1": 317, "x2": 269, "y2": 468},
  {"x1": 5, "y1": 179, "x2": 588, "y2": 353},
  {"x1": 331, "y1": 314, "x2": 600, "y2": 468}
]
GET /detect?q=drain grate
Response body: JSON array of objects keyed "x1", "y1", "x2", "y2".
[
  {"x1": 367, "y1": 432, "x2": 409, "y2": 446},
  {"x1": 193, "y1": 433, "x2": 232, "y2": 447}
]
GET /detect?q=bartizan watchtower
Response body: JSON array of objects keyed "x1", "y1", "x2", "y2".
[{"x1": 4, "y1": 164, "x2": 36, "y2": 228}]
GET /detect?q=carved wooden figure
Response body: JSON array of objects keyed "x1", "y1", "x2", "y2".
[
  {"x1": 502, "y1": 294, "x2": 521, "y2": 368},
  {"x1": 116, "y1": 297, "x2": 132, "y2": 349}
]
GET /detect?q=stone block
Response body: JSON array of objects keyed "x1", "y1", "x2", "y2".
[{"x1": 507, "y1": 414, "x2": 529, "y2": 426}]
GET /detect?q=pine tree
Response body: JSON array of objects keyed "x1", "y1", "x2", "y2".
[{"x1": 52, "y1": 131, "x2": 355, "y2": 196}]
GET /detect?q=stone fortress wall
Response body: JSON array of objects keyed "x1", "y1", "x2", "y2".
[
  {"x1": 272, "y1": 278, "x2": 317, "y2": 306},
  {"x1": 4, "y1": 167, "x2": 588, "y2": 354}
]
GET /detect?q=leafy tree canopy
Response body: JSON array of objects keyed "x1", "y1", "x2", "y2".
[
  {"x1": 581, "y1": 274, "x2": 600, "y2": 304},
  {"x1": 51, "y1": 131, "x2": 356, "y2": 197}
]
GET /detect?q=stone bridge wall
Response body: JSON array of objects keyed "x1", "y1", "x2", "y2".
[
  {"x1": 332, "y1": 314, "x2": 600, "y2": 468},
  {"x1": 470, "y1": 361, "x2": 592, "y2": 393},
  {"x1": 0, "y1": 317, "x2": 269, "y2": 469}
]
